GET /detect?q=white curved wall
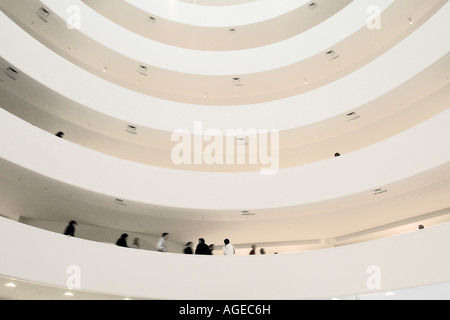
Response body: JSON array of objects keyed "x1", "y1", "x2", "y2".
[
  {"x1": 1, "y1": 2, "x2": 449, "y2": 132},
  {"x1": 0, "y1": 109, "x2": 450, "y2": 210},
  {"x1": 123, "y1": 0, "x2": 310, "y2": 26},
  {"x1": 0, "y1": 217, "x2": 449, "y2": 299},
  {"x1": 39, "y1": 0, "x2": 394, "y2": 74},
  {"x1": 0, "y1": 107, "x2": 449, "y2": 211}
]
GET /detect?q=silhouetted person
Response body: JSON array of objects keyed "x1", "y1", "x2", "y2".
[
  {"x1": 116, "y1": 233, "x2": 128, "y2": 247},
  {"x1": 249, "y1": 244, "x2": 257, "y2": 255},
  {"x1": 56, "y1": 131, "x2": 64, "y2": 138},
  {"x1": 195, "y1": 238, "x2": 210, "y2": 255},
  {"x1": 260, "y1": 248, "x2": 266, "y2": 255},
  {"x1": 418, "y1": 224, "x2": 425, "y2": 230},
  {"x1": 223, "y1": 238, "x2": 235, "y2": 255},
  {"x1": 63, "y1": 220, "x2": 77, "y2": 237},
  {"x1": 183, "y1": 242, "x2": 194, "y2": 254}
]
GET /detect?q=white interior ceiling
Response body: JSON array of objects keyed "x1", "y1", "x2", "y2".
[{"x1": 0, "y1": 0, "x2": 449, "y2": 299}]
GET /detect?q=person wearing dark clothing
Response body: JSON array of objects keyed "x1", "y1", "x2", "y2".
[
  {"x1": 63, "y1": 220, "x2": 77, "y2": 237},
  {"x1": 116, "y1": 233, "x2": 128, "y2": 247},
  {"x1": 183, "y1": 242, "x2": 194, "y2": 254},
  {"x1": 195, "y1": 238, "x2": 210, "y2": 255}
]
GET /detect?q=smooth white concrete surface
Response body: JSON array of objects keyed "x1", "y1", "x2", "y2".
[
  {"x1": 2, "y1": 2, "x2": 448, "y2": 132},
  {"x1": 0, "y1": 107, "x2": 449, "y2": 211},
  {"x1": 0, "y1": 217, "x2": 449, "y2": 299}
]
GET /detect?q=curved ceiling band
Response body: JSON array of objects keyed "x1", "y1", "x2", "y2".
[{"x1": 0, "y1": 3, "x2": 448, "y2": 132}]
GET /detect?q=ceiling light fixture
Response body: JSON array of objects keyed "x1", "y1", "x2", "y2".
[
  {"x1": 4, "y1": 67, "x2": 18, "y2": 80},
  {"x1": 409, "y1": 17, "x2": 413, "y2": 24},
  {"x1": 385, "y1": 291, "x2": 395, "y2": 296},
  {"x1": 325, "y1": 50, "x2": 340, "y2": 60},
  {"x1": 346, "y1": 111, "x2": 360, "y2": 121},
  {"x1": 138, "y1": 65, "x2": 148, "y2": 76},
  {"x1": 236, "y1": 136, "x2": 248, "y2": 145},
  {"x1": 373, "y1": 188, "x2": 388, "y2": 195},
  {"x1": 232, "y1": 77, "x2": 242, "y2": 86},
  {"x1": 125, "y1": 125, "x2": 137, "y2": 134},
  {"x1": 64, "y1": 292, "x2": 74, "y2": 296},
  {"x1": 36, "y1": 7, "x2": 50, "y2": 22},
  {"x1": 114, "y1": 198, "x2": 127, "y2": 206}
]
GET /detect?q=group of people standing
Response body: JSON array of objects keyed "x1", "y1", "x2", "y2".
[
  {"x1": 156, "y1": 234, "x2": 241, "y2": 255},
  {"x1": 184, "y1": 238, "x2": 236, "y2": 255}
]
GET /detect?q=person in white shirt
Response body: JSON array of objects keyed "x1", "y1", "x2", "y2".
[
  {"x1": 157, "y1": 232, "x2": 169, "y2": 252},
  {"x1": 222, "y1": 238, "x2": 235, "y2": 255}
]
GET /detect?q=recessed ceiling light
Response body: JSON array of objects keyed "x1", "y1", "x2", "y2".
[
  {"x1": 236, "y1": 136, "x2": 248, "y2": 145},
  {"x1": 64, "y1": 292, "x2": 74, "y2": 296},
  {"x1": 409, "y1": 17, "x2": 413, "y2": 24},
  {"x1": 4, "y1": 282, "x2": 16, "y2": 288},
  {"x1": 385, "y1": 291, "x2": 395, "y2": 296},
  {"x1": 4, "y1": 67, "x2": 18, "y2": 80},
  {"x1": 36, "y1": 7, "x2": 50, "y2": 23},
  {"x1": 125, "y1": 125, "x2": 137, "y2": 134},
  {"x1": 325, "y1": 50, "x2": 340, "y2": 60},
  {"x1": 346, "y1": 112, "x2": 360, "y2": 121},
  {"x1": 373, "y1": 188, "x2": 388, "y2": 195},
  {"x1": 114, "y1": 198, "x2": 126, "y2": 206},
  {"x1": 138, "y1": 65, "x2": 148, "y2": 76},
  {"x1": 232, "y1": 77, "x2": 242, "y2": 86}
]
